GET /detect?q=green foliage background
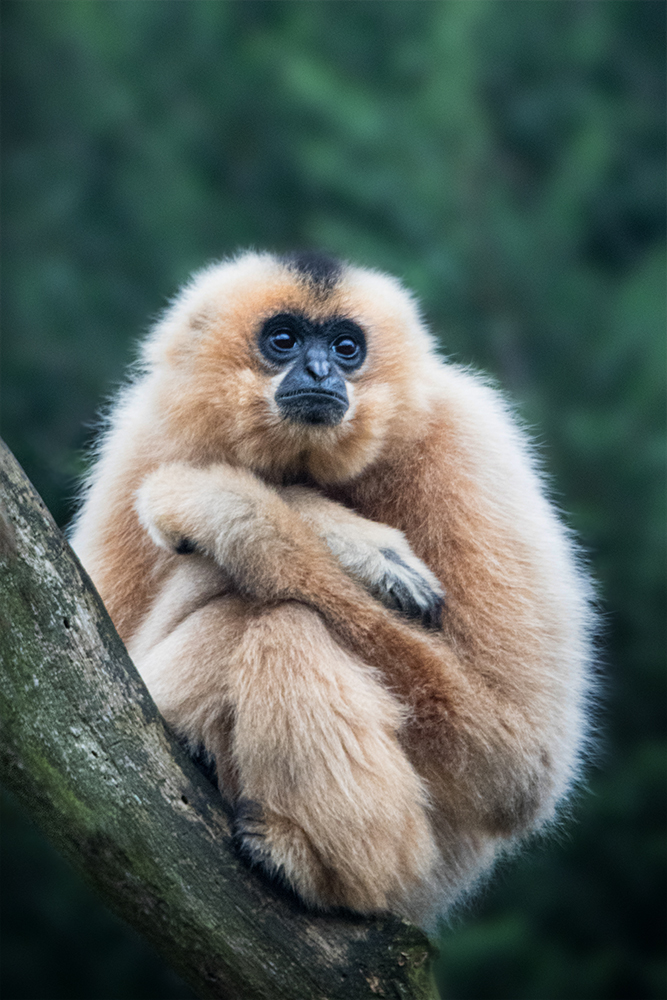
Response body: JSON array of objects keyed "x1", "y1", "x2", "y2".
[{"x1": 1, "y1": 2, "x2": 664, "y2": 998}]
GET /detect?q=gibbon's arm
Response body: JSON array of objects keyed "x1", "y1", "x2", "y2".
[
  {"x1": 135, "y1": 462, "x2": 443, "y2": 632},
  {"x1": 136, "y1": 459, "x2": 575, "y2": 835},
  {"x1": 279, "y1": 485, "x2": 444, "y2": 629}
]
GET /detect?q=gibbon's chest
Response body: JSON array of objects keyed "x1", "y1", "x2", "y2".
[{"x1": 323, "y1": 433, "x2": 439, "y2": 535}]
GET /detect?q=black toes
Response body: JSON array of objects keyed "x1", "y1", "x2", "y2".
[
  {"x1": 231, "y1": 799, "x2": 269, "y2": 861},
  {"x1": 179, "y1": 739, "x2": 218, "y2": 788},
  {"x1": 231, "y1": 799, "x2": 297, "y2": 897},
  {"x1": 232, "y1": 797, "x2": 265, "y2": 833},
  {"x1": 173, "y1": 734, "x2": 218, "y2": 788}
]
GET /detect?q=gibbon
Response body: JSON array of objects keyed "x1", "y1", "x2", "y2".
[{"x1": 71, "y1": 250, "x2": 594, "y2": 927}]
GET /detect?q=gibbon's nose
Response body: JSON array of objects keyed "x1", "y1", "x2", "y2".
[{"x1": 304, "y1": 348, "x2": 331, "y2": 381}]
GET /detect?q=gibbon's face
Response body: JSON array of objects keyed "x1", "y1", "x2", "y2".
[
  {"x1": 147, "y1": 251, "x2": 437, "y2": 484},
  {"x1": 258, "y1": 310, "x2": 367, "y2": 427}
]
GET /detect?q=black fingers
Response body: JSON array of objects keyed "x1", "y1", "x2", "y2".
[
  {"x1": 421, "y1": 594, "x2": 444, "y2": 631},
  {"x1": 387, "y1": 583, "x2": 444, "y2": 630},
  {"x1": 387, "y1": 579, "x2": 425, "y2": 621},
  {"x1": 175, "y1": 536, "x2": 196, "y2": 555},
  {"x1": 379, "y1": 548, "x2": 444, "y2": 631},
  {"x1": 380, "y1": 548, "x2": 409, "y2": 568}
]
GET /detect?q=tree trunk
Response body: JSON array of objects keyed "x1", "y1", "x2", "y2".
[{"x1": 0, "y1": 439, "x2": 438, "y2": 1000}]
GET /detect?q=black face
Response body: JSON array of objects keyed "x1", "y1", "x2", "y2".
[{"x1": 258, "y1": 312, "x2": 367, "y2": 426}]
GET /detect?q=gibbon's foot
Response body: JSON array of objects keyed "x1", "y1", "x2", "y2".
[
  {"x1": 229, "y1": 784, "x2": 437, "y2": 917},
  {"x1": 230, "y1": 796, "x2": 438, "y2": 916},
  {"x1": 224, "y1": 603, "x2": 440, "y2": 918},
  {"x1": 231, "y1": 799, "x2": 387, "y2": 914},
  {"x1": 231, "y1": 798, "x2": 338, "y2": 908}
]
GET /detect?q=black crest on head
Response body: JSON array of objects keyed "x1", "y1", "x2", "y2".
[{"x1": 281, "y1": 250, "x2": 342, "y2": 292}]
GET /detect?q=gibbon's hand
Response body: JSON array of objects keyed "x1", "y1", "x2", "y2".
[
  {"x1": 365, "y1": 548, "x2": 444, "y2": 630},
  {"x1": 281, "y1": 487, "x2": 445, "y2": 630},
  {"x1": 135, "y1": 463, "x2": 254, "y2": 559}
]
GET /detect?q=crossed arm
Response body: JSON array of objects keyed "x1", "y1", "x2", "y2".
[
  {"x1": 135, "y1": 461, "x2": 565, "y2": 837},
  {"x1": 136, "y1": 462, "x2": 445, "y2": 633}
]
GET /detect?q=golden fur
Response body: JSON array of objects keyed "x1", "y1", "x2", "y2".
[{"x1": 71, "y1": 251, "x2": 594, "y2": 927}]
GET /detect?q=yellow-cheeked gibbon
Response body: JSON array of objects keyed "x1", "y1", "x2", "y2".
[{"x1": 71, "y1": 250, "x2": 594, "y2": 928}]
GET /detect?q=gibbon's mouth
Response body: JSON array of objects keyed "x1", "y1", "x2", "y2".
[
  {"x1": 276, "y1": 387, "x2": 349, "y2": 426},
  {"x1": 276, "y1": 388, "x2": 348, "y2": 405}
]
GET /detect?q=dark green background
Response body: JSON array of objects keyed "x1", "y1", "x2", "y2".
[{"x1": 1, "y1": 3, "x2": 665, "y2": 998}]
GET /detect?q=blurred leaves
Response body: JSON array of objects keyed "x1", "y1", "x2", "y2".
[{"x1": 1, "y1": 2, "x2": 665, "y2": 998}]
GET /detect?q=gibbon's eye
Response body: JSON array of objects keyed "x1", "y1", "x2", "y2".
[
  {"x1": 325, "y1": 319, "x2": 366, "y2": 369},
  {"x1": 332, "y1": 337, "x2": 359, "y2": 360},
  {"x1": 259, "y1": 313, "x2": 303, "y2": 364},
  {"x1": 270, "y1": 330, "x2": 298, "y2": 352}
]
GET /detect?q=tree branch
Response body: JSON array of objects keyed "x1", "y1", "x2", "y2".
[{"x1": 0, "y1": 440, "x2": 438, "y2": 1000}]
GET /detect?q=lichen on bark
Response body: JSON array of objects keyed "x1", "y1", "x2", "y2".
[{"x1": 0, "y1": 439, "x2": 438, "y2": 1000}]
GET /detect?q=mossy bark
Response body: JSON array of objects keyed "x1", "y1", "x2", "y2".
[{"x1": 0, "y1": 439, "x2": 439, "y2": 1000}]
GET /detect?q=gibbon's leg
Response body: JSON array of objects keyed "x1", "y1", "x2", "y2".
[
  {"x1": 127, "y1": 562, "x2": 437, "y2": 917},
  {"x1": 136, "y1": 462, "x2": 567, "y2": 835}
]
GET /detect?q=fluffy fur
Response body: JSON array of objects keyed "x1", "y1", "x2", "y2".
[{"x1": 71, "y1": 251, "x2": 594, "y2": 927}]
